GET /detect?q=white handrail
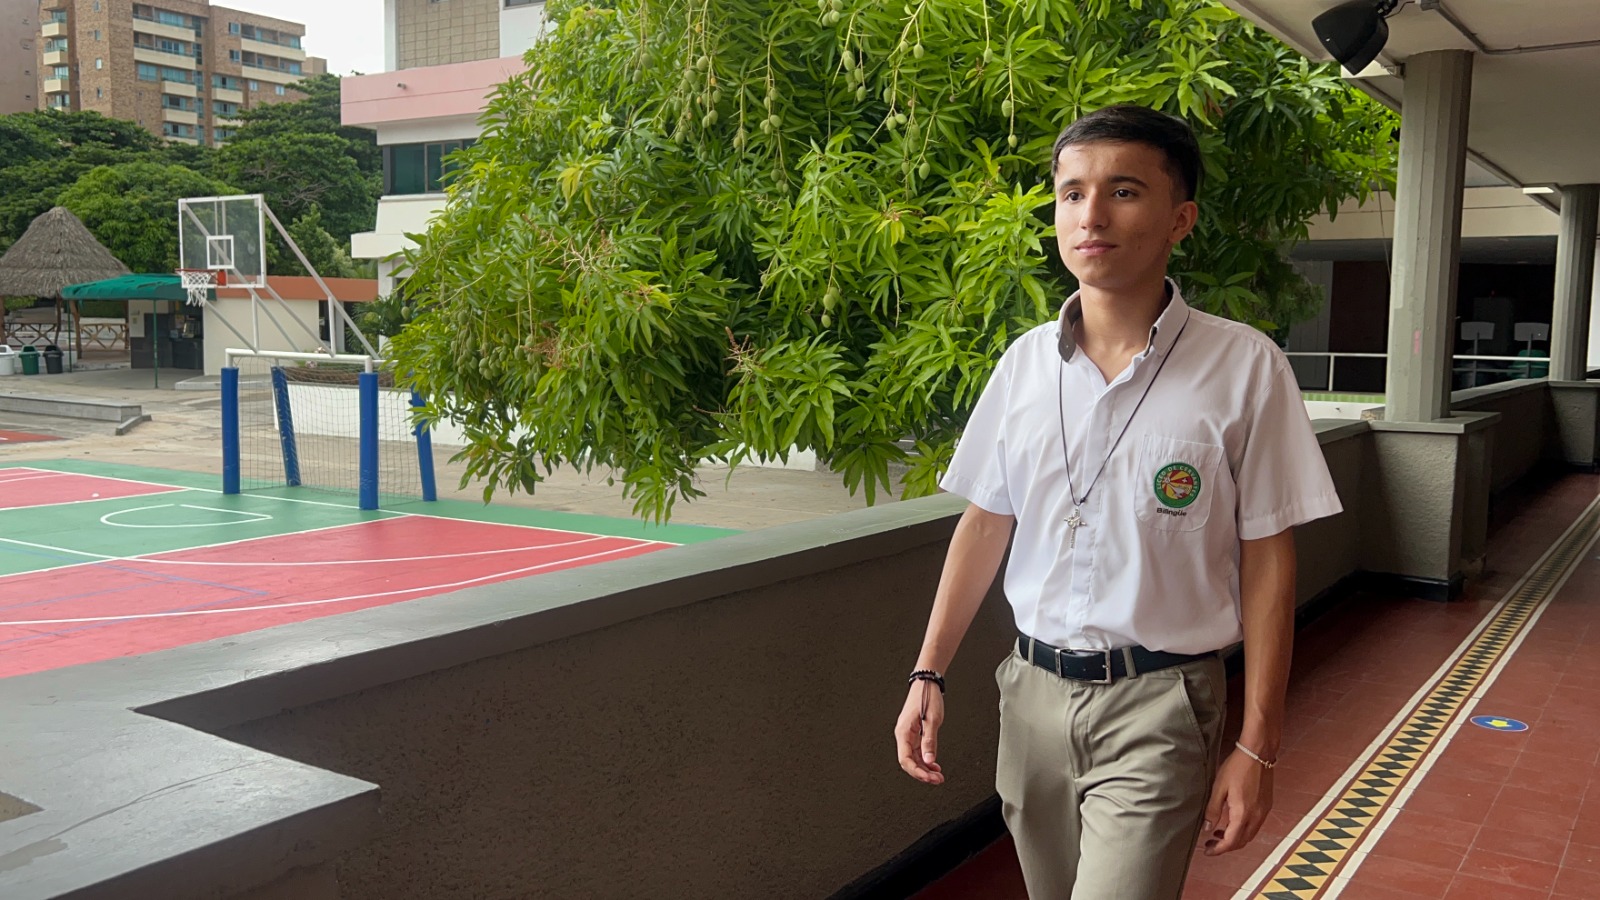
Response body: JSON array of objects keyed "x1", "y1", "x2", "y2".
[{"x1": 1280, "y1": 351, "x2": 1549, "y2": 392}]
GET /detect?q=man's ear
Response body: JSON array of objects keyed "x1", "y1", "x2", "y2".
[{"x1": 1171, "y1": 199, "x2": 1199, "y2": 245}]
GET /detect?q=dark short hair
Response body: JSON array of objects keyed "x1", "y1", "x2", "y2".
[{"x1": 1051, "y1": 105, "x2": 1201, "y2": 202}]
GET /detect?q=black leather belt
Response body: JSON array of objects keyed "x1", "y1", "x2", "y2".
[{"x1": 1016, "y1": 635, "x2": 1214, "y2": 684}]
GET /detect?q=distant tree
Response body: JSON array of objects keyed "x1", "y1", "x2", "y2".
[
  {"x1": 229, "y1": 73, "x2": 381, "y2": 173},
  {"x1": 284, "y1": 205, "x2": 363, "y2": 279},
  {"x1": 219, "y1": 72, "x2": 383, "y2": 239},
  {"x1": 57, "y1": 162, "x2": 239, "y2": 273},
  {"x1": 215, "y1": 132, "x2": 378, "y2": 240}
]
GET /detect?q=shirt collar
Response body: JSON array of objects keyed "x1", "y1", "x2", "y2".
[{"x1": 1056, "y1": 278, "x2": 1192, "y2": 362}]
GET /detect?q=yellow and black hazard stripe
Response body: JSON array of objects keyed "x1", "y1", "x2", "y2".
[{"x1": 1245, "y1": 499, "x2": 1600, "y2": 900}]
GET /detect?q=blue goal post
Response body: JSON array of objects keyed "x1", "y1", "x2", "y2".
[{"x1": 220, "y1": 348, "x2": 438, "y2": 509}]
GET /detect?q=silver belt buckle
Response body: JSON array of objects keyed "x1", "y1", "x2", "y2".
[{"x1": 1056, "y1": 647, "x2": 1115, "y2": 684}]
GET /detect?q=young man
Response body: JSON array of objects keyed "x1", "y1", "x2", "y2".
[{"x1": 893, "y1": 105, "x2": 1342, "y2": 899}]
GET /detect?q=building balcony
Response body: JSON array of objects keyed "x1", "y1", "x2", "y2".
[
  {"x1": 134, "y1": 46, "x2": 196, "y2": 70},
  {"x1": 162, "y1": 107, "x2": 198, "y2": 125},
  {"x1": 240, "y1": 64, "x2": 301, "y2": 85},
  {"x1": 213, "y1": 87, "x2": 244, "y2": 103},
  {"x1": 166, "y1": 135, "x2": 199, "y2": 145},
  {"x1": 41, "y1": 22, "x2": 68, "y2": 39},
  {"x1": 161, "y1": 79, "x2": 198, "y2": 98},
  {"x1": 42, "y1": 77, "x2": 70, "y2": 94},
  {"x1": 133, "y1": 19, "x2": 196, "y2": 42},
  {"x1": 42, "y1": 49, "x2": 68, "y2": 67},
  {"x1": 241, "y1": 37, "x2": 306, "y2": 61}
]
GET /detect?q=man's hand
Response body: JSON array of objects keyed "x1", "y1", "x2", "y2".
[
  {"x1": 1201, "y1": 748, "x2": 1273, "y2": 855},
  {"x1": 894, "y1": 681, "x2": 946, "y2": 785}
]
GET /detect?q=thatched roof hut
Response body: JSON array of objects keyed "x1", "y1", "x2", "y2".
[
  {"x1": 0, "y1": 206, "x2": 130, "y2": 299},
  {"x1": 0, "y1": 206, "x2": 130, "y2": 347}
]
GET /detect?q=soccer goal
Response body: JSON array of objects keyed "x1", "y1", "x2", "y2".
[{"x1": 221, "y1": 348, "x2": 438, "y2": 510}]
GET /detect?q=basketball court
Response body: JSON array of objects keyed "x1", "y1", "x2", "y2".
[{"x1": 0, "y1": 460, "x2": 733, "y2": 680}]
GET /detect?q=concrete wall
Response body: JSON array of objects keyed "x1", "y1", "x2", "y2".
[
  {"x1": 1452, "y1": 380, "x2": 1554, "y2": 494},
  {"x1": 204, "y1": 297, "x2": 323, "y2": 375},
  {"x1": 217, "y1": 507, "x2": 1013, "y2": 900}
]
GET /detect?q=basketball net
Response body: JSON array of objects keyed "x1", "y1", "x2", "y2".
[{"x1": 177, "y1": 268, "x2": 223, "y2": 307}]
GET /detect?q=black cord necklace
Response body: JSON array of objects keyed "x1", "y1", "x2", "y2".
[{"x1": 1056, "y1": 314, "x2": 1190, "y2": 549}]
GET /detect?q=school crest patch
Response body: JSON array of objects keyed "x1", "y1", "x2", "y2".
[{"x1": 1154, "y1": 462, "x2": 1201, "y2": 509}]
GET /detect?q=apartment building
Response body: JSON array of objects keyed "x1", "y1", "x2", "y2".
[
  {"x1": 36, "y1": 0, "x2": 328, "y2": 146},
  {"x1": 343, "y1": 0, "x2": 547, "y2": 295},
  {"x1": 3, "y1": 0, "x2": 38, "y2": 113}
]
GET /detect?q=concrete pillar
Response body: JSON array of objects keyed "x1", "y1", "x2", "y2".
[
  {"x1": 1384, "y1": 50, "x2": 1474, "y2": 422},
  {"x1": 1550, "y1": 184, "x2": 1599, "y2": 381}
]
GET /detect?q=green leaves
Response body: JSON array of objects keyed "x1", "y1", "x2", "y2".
[{"x1": 390, "y1": 0, "x2": 1397, "y2": 521}]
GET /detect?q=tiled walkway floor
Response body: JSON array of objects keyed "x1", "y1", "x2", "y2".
[{"x1": 915, "y1": 473, "x2": 1600, "y2": 900}]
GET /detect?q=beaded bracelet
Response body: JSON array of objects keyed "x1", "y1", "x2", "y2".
[
  {"x1": 1235, "y1": 740, "x2": 1276, "y2": 770},
  {"x1": 908, "y1": 669, "x2": 946, "y2": 694}
]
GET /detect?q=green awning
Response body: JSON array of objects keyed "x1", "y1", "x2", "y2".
[{"x1": 60, "y1": 274, "x2": 195, "y2": 302}]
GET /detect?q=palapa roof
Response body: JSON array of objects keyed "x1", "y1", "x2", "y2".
[{"x1": 0, "y1": 207, "x2": 131, "y2": 300}]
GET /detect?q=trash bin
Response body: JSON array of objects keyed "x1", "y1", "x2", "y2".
[
  {"x1": 43, "y1": 344, "x2": 63, "y2": 375},
  {"x1": 0, "y1": 345, "x2": 15, "y2": 377},
  {"x1": 19, "y1": 345, "x2": 39, "y2": 375}
]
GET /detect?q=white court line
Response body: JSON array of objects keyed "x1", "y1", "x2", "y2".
[
  {"x1": 13, "y1": 467, "x2": 679, "y2": 545},
  {"x1": 0, "y1": 518, "x2": 417, "y2": 577},
  {"x1": 0, "y1": 543, "x2": 655, "y2": 626},
  {"x1": 0, "y1": 473, "x2": 75, "y2": 486},
  {"x1": 0, "y1": 467, "x2": 55, "y2": 479},
  {"x1": 0, "y1": 532, "x2": 614, "y2": 567},
  {"x1": 99, "y1": 504, "x2": 275, "y2": 529}
]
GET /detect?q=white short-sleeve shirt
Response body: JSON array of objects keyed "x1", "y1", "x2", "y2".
[{"x1": 939, "y1": 281, "x2": 1342, "y2": 654}]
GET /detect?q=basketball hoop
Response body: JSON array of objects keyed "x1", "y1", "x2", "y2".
[{"x1": 177, "y1": 268, "x2": 223, "y2": 307}]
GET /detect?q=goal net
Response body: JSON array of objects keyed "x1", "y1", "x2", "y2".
[{"x1": 221, "y1": 349, "x2": 438, "y2": 509}]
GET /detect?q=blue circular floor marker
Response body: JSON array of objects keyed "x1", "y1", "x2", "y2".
[{"x1": 1470, "y1": 715, "x2": 1529, "y2": 733}]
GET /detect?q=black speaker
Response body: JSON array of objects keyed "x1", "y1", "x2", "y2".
[{"x1": 1312, "y1": 0, "x2": 1391, "y2": 74}]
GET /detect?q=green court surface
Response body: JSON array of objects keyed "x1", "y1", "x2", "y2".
[{"x1": 0, "y1": 459, "x2": 732, "y2": 581}]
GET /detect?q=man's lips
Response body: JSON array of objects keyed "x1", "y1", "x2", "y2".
[{"x1": 1075, "y1": 241, "x2": 1116, "y2": 254}]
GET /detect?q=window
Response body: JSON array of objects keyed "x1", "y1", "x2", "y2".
[
  {"x1": 95, "y1": 58, "x2": 102, "y2": 69},
  {"x1": 248, "y1": 79, "x2": 259, "y2": 90},
  {"x1": 274, "y1": 85, "x2": 285, "y2": 95},
  {"x1": 229, "y1": 49, "x2": 240, "y2": 62},
  {"x1": 289, "y1": 36, "x2": 302, "y2": 49},
  {"x1": 96, "y1": 88, "x2": 103, "y2": 98},
  {"x1": 94, "y1": 29, "x2": 101, "y2": 40},
  {"x1": 229, "y1": 22, "x2": 240, "y2": 35},
  {"x1": 138, "y1": 62, "x2": 159, "y2": 81},
  {"x1": 51, "y1": 65, "x2": 70, "y2": 79},
  {"x1": 159, "y1": 66, "x2": 191, "y2": 84},
  {"x1": 505, "y1": 0, "x2": 541, "y2": 6},
  {"x1": 93, "y1": 1, "x2": 100, "y2": 10},
  {"x1": 161, "y1": 94, "x2": 195, "y2": 110},
  {"x1": 386, "y1": 140, "x2": 474, "y2": 195},
  {"x1": 212, "y1": 74, "x2": 240, "y2": 90},
  {"x1": 213, "y1": 100, "x2": 239, "y2": 117},
  {"x1": 286, "y1": 62, "x2": 301, "y2": 75},
  {"x1": 156, "y1": 10, "x2": 186, "y2": 27}
]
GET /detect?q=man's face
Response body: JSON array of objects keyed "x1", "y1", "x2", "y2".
[{"x1": 1053, "y1": 140, "x2": 1198, "y2": 296}]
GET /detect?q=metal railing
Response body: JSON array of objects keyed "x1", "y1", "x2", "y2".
[{"x1": 1283, "y1": 351, "x2": 1550, "y2": 393}]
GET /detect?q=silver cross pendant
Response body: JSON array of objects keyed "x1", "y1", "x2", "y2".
[{"x1": 1065, "y1": 507, "x2": 1084, "y2": 550}]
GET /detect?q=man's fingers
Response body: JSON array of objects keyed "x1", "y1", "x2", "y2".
[{"x1": 895, "y1": 716, "x2": 944, "y2": 784}]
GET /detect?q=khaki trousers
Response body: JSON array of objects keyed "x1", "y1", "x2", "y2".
[{"x1": 995, "y1": 648, "x2": 1227, "y2": 900}]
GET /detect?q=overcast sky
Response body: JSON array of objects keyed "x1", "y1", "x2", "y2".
[{"x1": 222, "y1": 0, "x2": 387, "y2": 76}]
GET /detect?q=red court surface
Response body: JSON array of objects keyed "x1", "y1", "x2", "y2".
[
  {"x1": 0, "y1": 430, "x2": 61, "y2": 443},
  {"x1": 0, "y1": 468, "x2": 182, "y2": 511},
  {"x1": 0, "y1": 465, "x2": 688, "y2": 679}
]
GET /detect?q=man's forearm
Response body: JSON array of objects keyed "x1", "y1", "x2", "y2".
[
  {"x1": 915, "y1": 504, "x2": 1014, "y2": 673},
  {"x1": 1237, "y1": 529, "x2": 1297, "y2": 758}
]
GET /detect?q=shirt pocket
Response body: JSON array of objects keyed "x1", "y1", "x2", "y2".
[{"x1": 1135, "y1": 434, "x2": 1224, "y2": 533}]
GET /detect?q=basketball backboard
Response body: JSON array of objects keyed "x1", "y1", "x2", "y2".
[{"x1": 179, "y1": 194, "x2": 268, "y2": 289}]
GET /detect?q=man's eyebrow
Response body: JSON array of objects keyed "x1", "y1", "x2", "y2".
[{"x1": 1054, "y1": 174, "x2": 1152, "y2": 193}]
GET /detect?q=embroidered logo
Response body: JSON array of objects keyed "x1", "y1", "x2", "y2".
[{"x1": 1154, "y1": 463, "x2": 1201, "y2": 509}]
